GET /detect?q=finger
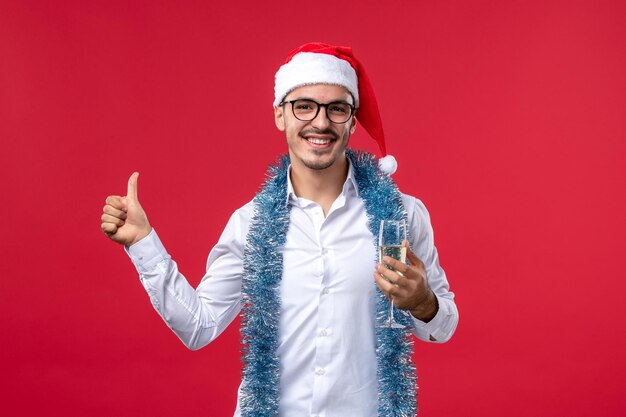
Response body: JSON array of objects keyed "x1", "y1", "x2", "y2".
[
  {"x1": 101, "y1": 213, "x2": 126, "y2": 227},
  {"x1": 101, "y1": 222, "x2": 118, "y2": 235},
  {"x1": 105, "y1": 195, "x2": 126, "y2": 211},
  {"x1": 374, "y1": 269, "x2": 398, "y2": 298},
  {"x1": 404, "y1": 242, "x2": 424, "y2": 269},
  {"x1": 404, "y1": 249, "x2": 426, "y2": 280},
  {"x1": 381, "y1": 255, "x2": 409, "y2": 275},
  {"x1": 127, "y1": 172, "x2": 139, "y2": 202},
  {"x1": 376, "y1": 262, "x2": 395, "y2": 283},
  {"x1": 377, "y1": 262, "x2": 412, "y2": 290},
  {"x1": 382, "y1": 254, "x2": 426, "y2": 288},
  {"x1": 103, "y1": 204, "x2": 127, "y2": 220}
]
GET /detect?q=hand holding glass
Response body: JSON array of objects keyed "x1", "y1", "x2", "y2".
[{"x1": 378, "y1": 219, "x2": 407, "y2": 328}]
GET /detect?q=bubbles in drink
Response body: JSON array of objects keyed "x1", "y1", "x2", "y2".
[{"x1": 380, "y1": 245, "x2": 407, "y2": 270}]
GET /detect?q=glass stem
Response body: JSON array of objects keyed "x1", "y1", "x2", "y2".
[{"x1": 388, "y1": 299, "x2": 395, "y2": 323}]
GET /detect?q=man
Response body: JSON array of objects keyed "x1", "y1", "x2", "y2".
[{"x1": 101, "y1": 43, "x2": 458, "y2": 417}]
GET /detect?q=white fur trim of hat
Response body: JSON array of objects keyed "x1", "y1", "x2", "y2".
[{"x1": 273, "y1": 52, "x2": 359, "y2": 107}]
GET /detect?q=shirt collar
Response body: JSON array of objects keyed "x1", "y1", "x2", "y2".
[{"x1": 286, "y1": 157, "x2": 360, "y2": 205}]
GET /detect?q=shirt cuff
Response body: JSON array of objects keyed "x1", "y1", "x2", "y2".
[
  {"x1": 124, "y1": 229, "x2": 170, "y2": 274},
  {"x1": 411, "y1": 294, "x2": 457, "y2": 342}
]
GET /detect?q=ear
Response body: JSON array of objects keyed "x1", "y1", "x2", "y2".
[
  {"x1": 349, "y1": 116, "x2": 357, "y2": 135},
  {"x1": 274, "y1": 106, "x2": 286, "y2": 131}
]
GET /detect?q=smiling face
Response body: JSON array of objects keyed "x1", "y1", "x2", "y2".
[{"x1": 274, "y1": 84, "x2": 357, "y2": 172}]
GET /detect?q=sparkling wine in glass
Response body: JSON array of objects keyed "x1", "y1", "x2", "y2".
[{"x1": 379, "y1": 219, "x2": 407, "y2": 328}]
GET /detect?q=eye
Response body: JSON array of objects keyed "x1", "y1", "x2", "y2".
[
  {"x1": 329, "y1": 103, "x2": 349, "y2": 114},
  {"x1": 293, "y1": 100, "x2": 316, "y2": 111}
]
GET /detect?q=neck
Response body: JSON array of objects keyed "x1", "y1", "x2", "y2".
[{"x1": 289, "y1": 154, "x2": 349, "y2": 215}]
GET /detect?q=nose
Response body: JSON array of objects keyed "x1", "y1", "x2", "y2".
[{"x1": 310, "y1": 105, "x2": 331, "y2": 129}]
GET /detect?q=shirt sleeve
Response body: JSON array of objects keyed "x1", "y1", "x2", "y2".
[
  {"x1": 124, "y1": 203, "x2": 252, "y2": 350},
  {"x1": 402, "y1": 195, "x2": 459, "y2": 343}
]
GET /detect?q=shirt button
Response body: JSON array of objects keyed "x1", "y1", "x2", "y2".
[
  {"x1": 321, "y1": 248, "x2": 328, "y2": 255},
  {"x1": 319, "y1": 329, "x2": 327, "y2": 337},
  {"x1": 322, "y1": 287, "x2": 329, "y2": 295},
  {"x1": 315, "y1": 368, "x2": 325, "y2": 376}
]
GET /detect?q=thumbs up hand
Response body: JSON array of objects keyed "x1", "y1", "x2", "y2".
[{"x1": 101, "y1": 172, "x2": 152, "y2": 247}]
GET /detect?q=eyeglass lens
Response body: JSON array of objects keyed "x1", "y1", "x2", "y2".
[{"x1": 291, "y1": 99, "x2": 353, "y2": 123}]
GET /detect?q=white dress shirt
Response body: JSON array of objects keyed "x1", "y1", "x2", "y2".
[{"x1": 126, "y1": 161, "x2": 458, "y2": 417}]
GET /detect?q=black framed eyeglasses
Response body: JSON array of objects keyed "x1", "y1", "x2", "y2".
[{"x1": 280, "y1": 99, "x2": 356, "y2": 124}]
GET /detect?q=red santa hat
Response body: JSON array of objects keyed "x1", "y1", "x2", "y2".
[{"x1": 274, "y1": 42, "x2": 397, "y2": 175}]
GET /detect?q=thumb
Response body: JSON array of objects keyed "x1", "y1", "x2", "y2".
[
  {"x1": 127, "y1": 172, "x2": 139, "y2": 202},
  {"x1": 403, "y1": 239, "x2": 421, "y2": 266}
]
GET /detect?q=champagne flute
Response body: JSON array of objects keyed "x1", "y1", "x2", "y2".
[{"x1": 378, "y1": 219, "x2": 407, "y2": 328}]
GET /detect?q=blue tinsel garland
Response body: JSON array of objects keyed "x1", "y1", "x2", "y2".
[{"x1": 241, "y1": 149, "x2": 416, "y2": 417}]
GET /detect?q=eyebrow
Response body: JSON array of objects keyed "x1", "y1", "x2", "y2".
[{"x1": 291, "y1": 97, "x2": 353, "y2": 105}]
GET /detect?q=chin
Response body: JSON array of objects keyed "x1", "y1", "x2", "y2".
[{"x1": 302, "y1": 160, "x2": 335, "y2": 170}]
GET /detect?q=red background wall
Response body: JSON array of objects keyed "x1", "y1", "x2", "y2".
[{"x1": 1, "y1": 1, "x2": 625, "y2": 416}]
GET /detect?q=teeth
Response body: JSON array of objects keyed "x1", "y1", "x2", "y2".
[{"x1": 307, "y1": 138, "x2": 330, "y2": 145}]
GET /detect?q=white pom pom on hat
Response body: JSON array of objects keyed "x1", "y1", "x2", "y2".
[
  {"x1": 274, "y1": 42, "x2": 397, "y2": 175},
  {"x1": 378, "y1": 155, "x2": 398, "y2": 175}
]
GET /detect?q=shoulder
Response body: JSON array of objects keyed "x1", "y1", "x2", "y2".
[
  {"x1": 214, "y1": 199, "x2": 255, "y2": 247},
  {"x1": 230, "y1": 199, "x2": 256, "y2": 232},
  {"x1": 233, "y1": 199, "x2": 255, "y2": 218},
  {"x1": 399, "y1": 192, "x2": 435, "y2": 245},
  {"x1": 400, "y1": 192, "x2": 431, "y2": 222}
]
